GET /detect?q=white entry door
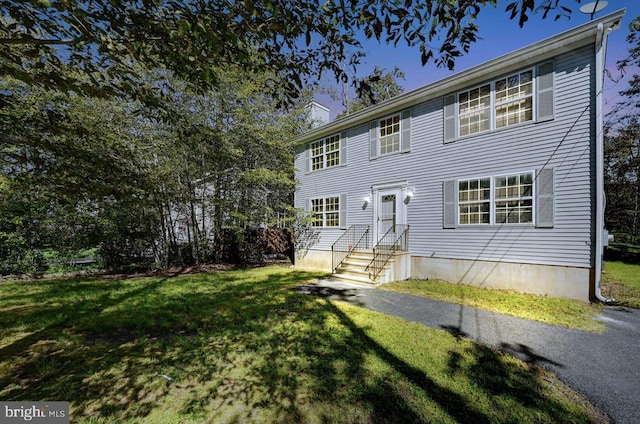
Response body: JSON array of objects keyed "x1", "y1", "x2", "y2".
[{"x1": 374, "y1": 187, "x2": 405, "y2": 244}]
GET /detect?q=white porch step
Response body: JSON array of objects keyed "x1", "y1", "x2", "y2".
[
  {"x1": 332, "y1": 270, "x2": 379, "y2": 285},
  {"x1": 333, "y1": 249, "x2": 392, "y2": 285}
]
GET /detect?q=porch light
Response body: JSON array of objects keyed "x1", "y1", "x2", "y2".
[
  {"x1": 405, "y1": 188, "x2": 415, "y2": 204},
  {"x1": 363, "y1": 195, "x2": 372, "y2": 204}
]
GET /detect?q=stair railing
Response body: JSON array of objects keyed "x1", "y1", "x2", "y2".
[
  {"x1": 331, "y1": 224, "x2": 371, "y2": 272},
  {"x1": 366, "y1": 224, "x2": 409, "y2": 281}
]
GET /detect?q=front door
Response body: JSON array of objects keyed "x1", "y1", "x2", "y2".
[
  {"x1": 374, "y1": 187, "x2": 405, "y2": 244},
  {"x1": 379, "y1": 193, "x2": 397, "y2": 238}
]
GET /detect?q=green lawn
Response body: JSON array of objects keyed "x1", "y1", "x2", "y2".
[
  {"x1": 0, "y1": 266, "x2": 607, "y2": 423},
  {"x1": 382, "y1": 280, "x2": 605, "y2": 333},
  {"x1": 602, "y1": 261, "x2": 640, "y2": 308}
]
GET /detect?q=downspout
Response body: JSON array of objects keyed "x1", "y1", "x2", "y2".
[{"x1": 594, "y1": 21, "x2": 616, "y2": 302}]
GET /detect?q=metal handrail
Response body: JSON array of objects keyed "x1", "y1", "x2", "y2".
[
  {"x1": 366, "y1": 224, "x2": 409, "y2": 281},
  {"x1": 331, "y1": 224, "x2": 371, "y2": 272}
]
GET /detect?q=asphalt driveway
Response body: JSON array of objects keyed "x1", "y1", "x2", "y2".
[{"x1": 295, "y1": 280, "x2": 640, "y2": 424}]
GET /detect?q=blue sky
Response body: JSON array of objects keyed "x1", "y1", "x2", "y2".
[{"x1": 318, "y1": 1, "x2": 639, "y2": 119}]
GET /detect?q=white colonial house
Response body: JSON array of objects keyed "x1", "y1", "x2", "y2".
[{"x1": 292, "y1": 10, "x2": 625, "y2": 301}]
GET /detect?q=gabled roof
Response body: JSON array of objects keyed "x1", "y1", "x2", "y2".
[{"x1": 292, "y1": 9, "x2": 625, "y2": 146}]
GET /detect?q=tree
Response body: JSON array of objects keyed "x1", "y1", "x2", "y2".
[
  {"x1": 340, "y1": 66, "x2": 406, "y2": 117},
  {"x1": 605, "y1": 16, "x2": 640, "y2": 243},
  {"x1": 0, "y1": 76, "x2": 159, "y2": 272},
  {"x1": 0, "y1": 0, "x2": 580, "y2": 105},
  {"x1": 0, "y1": 65, "x2": 307, "y2": 272}
]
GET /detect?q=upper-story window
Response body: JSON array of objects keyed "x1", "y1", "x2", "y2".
[
  {"x1": 495, "y1": 70, "x2": 533, "y2": 129},
  {"x1": 458, "y1": 69, "x2": 534, "y2": 137},
  {"x1": 459, "y1": 84, "x2": 491, "y2": 137},
  {"x1": 310, "y1": 134, "x2": 341, "y2": 171},
  {"x1": 444, "y1": 61, "x2": 554, "y2": 143},
  {"x1": 369, "y1": 108, "x2": 412, "y2": 160},
  {"x1": 379, "y1": 114, "x2": 401, "y2": 155}
]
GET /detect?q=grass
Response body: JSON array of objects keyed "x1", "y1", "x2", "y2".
[
  {"x1": 382, "y1": 279, "x2": 605, "y2": 333},
  {"x1": 602, "y1": 261, "x2": 640, "y2": 308},
  {"x1": 601, "y1": 243, "x2": 640, "y2": 307},
  {"x1": 0, "y1": 266, "x2": 607, "y2": 423}
]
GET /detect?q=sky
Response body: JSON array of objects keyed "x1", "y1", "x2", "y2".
[{"x1": 317, "y1": 0, "x2": 640, "y2": 120}]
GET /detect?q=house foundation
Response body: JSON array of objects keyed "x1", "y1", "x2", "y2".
[{"x1": 411, "y1": 256, "x2": 591, "y2": 301}]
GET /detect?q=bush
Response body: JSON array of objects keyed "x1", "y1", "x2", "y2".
[
  {"x1": 0, "y1": 249, "x2": 49, "y2": 276},
  {"x1": 98, "y1": 237, "x2": 154, "y2": 271}
]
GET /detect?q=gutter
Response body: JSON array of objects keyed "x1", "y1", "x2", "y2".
[{"x1": 594, "y1": 15, "x2": 623, "y2": 303}]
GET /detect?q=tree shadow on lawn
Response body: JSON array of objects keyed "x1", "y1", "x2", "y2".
[{"x1": 0, "y1": 268, "x2": 598, "y2": 423}]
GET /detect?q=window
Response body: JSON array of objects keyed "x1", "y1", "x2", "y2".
[
  {"x1": 311, "y1": 196, "x2": 340, "y2": 227},
  {"x1": 445, "y1": 63, "x2": 554, "y2": 143},
  {"x1": 379, "y1": 114, "x2": 401, "y2": 155},
  {"x1": 458, "y1": 178, "x2": 491, "y2": 224},
  {"x1": 310, "y1": 134, "x2": 341, "y2": 171},
  {"x1": 459, "y1": 84, "x2": 491, "y2": 137},
  {"x1": 444, "y1": 169, "x2": 554, "y2": 229},
  {"x1": 495, "y1": 173, "x2": 533, "y2": 224},
  {"x1": 325, "y1": 135, "x2": 340, "y2": 167},
  {"x1": 310, "y1": 140, "x2": 324, "y2": 171},
  {"x1": 457, "y1": 70, "x2": 534, "y2": 137},
  {"x1": 495, "y1": 71, "x2": 533, "y2": 129},
  {"x1": 369, "y1": 109, "x2": 411, "y2": 159},
  {"x1": 456, "y1": 172, "x2": 534, "y2": 225}
]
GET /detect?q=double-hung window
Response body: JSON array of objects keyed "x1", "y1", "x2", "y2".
[
  {"x1": 454, "y1": 171, "x2": 535, "y2": 226},
  {"x1": 459, "y1": 85, "x2": 491, "y2": 137},
  {"x1": 495, "y1": 71, "x2": 533, "y2": 129},
  {"x1": 369, "y1": 108, "x2": 412, "y2": 159},
  {"x1": 458, "y1": 70, "x2": 533, "y2": 137},
  {"x1": 495, "y1": 173, "x2": 533, "y2": 224},
  {"x1": 310, "y1": 134, "x2": 341, "y2": 171},
  {"x1": 379, "y1": 114, "x2": 401, "y2": 155},
  {"x1": 458, "y1": 178, "x2": 491, "y2": 224},
  {"x1": 444, "y1": 61, "x2": 553, "y2": 143},
  {"x1": 311, "y1": 196, "x2": 340, "y2": 227}
]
